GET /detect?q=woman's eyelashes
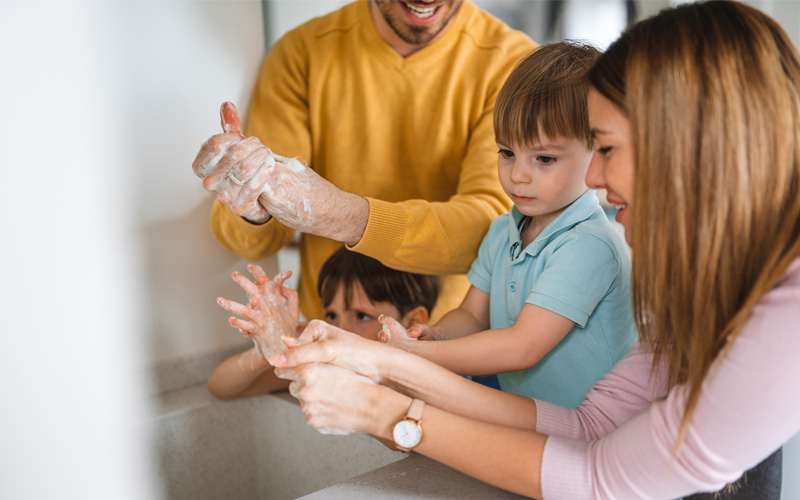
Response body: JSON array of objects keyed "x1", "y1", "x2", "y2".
[{"x1": 596, "y1": 146, "x2": 612, "y2": 156}]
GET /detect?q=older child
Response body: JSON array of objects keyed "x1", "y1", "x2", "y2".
[
  {"x1": 207, "y1": 247, "x2": 438, "y2": 400},
  {"x1": 382, "y1": 42, "x2": 636, "y2": 408}
]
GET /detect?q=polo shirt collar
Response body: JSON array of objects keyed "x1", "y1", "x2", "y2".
[{"x1": 507, "y1": 190, "x2": 601, "y2": 260}]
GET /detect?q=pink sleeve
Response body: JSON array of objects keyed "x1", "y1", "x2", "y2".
[
  {"x1": 535, "y1": 342, "x2": 667, "y2": 441},
  {"x1": 538, "y1": 261, "x2": 800, "y2": 500}
]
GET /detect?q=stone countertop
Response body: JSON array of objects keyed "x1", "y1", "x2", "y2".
[
  {"x1": 149, "y1": 343, "x2": 531, "y2": 500},
  {"x1": 299, "y1": 452, "x2": 529, "y2": 499}
]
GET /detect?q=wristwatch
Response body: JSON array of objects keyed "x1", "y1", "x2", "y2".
[{"x1": 392, "y1": 399, "x2": 425, "y2": 452}]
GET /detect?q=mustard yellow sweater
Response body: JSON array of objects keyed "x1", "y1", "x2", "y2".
[{"x1": 211, "y1": 0, "x2": 536, "y2": 321}]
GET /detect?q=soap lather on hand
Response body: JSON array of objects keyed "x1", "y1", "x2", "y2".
[
  {"x1": 216, "y1": 263, "x2": 300, "y2": 360},
  {"x1": 192, "y1": 102, "x2": 369, "y2": 246}
]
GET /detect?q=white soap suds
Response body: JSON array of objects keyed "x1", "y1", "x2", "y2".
[
  {"x1": 381, "y1": 323, "x2": 392, "y2": 341},
  {"x1": 196, "y1": 146, "x2": 228, "y2": 178}
]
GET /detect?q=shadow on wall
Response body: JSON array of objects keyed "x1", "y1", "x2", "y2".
[{"x1": 141, "y1": 198, "x2": 280, "y2": 364}]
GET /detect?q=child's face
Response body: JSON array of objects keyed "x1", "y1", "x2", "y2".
[
  {"x1": 496, "y1": 134, "x2": 592, "y2": 223},
  {"x1": 322, "y1": 282, "x2": 409, "y2": 341}
]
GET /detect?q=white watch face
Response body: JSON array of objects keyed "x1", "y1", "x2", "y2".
[{"x1": 393, "y1": 419, "x2": 422, "y2": 449}]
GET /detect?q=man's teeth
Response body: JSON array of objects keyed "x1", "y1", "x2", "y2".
[
  {"x1": 615, "y1": 204, "x2": 627, "y2": 210},
  {"x1": 405, "y1": 2, "x2": 437, "y2": 18}
]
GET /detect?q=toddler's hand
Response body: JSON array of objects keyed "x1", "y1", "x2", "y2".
[
  {"x1": 378, "y1": 315, "x2": 422, "y2": 353},
  {"x1": 216, "y1": 264, "x2": 299, "y2": 360},
  {"x1": 407, "y1": 323, "x2": 437, "y2": 341}
]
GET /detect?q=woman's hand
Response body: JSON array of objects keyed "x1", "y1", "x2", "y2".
[
  {"x1": 275, "y1": 362, "x2": 397, "y2": 436},
  {"x1": 270, "y1": 319, "x2": 399, "y2": 384},
  {"x1": 216, "y1": 263, "x2": 299, "y2": 360}
]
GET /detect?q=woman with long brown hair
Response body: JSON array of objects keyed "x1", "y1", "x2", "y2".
[{"x1": 262, "y1": 1, "x2": 800, "y2": 498}]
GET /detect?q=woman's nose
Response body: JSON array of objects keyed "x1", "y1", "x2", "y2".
[{"x1": 585, "y1": 152, "x2": 606, "y2": 189}]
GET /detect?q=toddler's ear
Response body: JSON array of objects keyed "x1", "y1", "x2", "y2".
[{"x1": 402, "y1": 305, "x2": 429, "y2": 329}]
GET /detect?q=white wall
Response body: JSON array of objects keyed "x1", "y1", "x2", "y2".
[
  {"x1": 1, "y1": 1, "x2": 265, "y2": 497},
  {"x1": 265, "y1": 0, "x2": 348, "y2": 46},
  {"x1": 127, "y1": 1, "x2": 268, "y2": 364}
]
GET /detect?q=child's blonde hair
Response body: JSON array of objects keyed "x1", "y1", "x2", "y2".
[{"x1": 494, "y1": 41, "x2": 600, "y2": 149}]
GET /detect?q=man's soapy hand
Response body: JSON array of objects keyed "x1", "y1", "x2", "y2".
[
  {"x1": 256, "y1": 154, "x2": 369, "y2": 246},
  {"x1": 194, "y1": 102, "x2": 368, "y2": 243},
  {"x1": 192, "y1": 102, "x2": 274, "y2": 224},
  {"x1": 216, "y1": 263, "x2": 299, "y2": 360}
]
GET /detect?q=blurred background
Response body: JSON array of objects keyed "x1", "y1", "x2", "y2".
[{"x1": 2, "y1": 1, "x2": 799, "y2": 498}]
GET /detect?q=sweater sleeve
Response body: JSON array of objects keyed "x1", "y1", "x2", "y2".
[
  {"x1": 209, "y1": 27, "x2": 306, "y2": 260},
  {"x1": 538, "y1": 263, "x2": 800, "y2": 499},
  {"x1": 349, "y1": 103, "x2": 511, "y2": 274},
  {"x1": 347, "y1": 37, "x2": 536, "y2": 274},
  {"x1": 535, "y1": 342, "x2": 667, "y2": 442}
]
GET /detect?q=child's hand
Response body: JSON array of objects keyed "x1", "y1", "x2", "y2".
[
  {"x1": 216, "y1": 264, "x2": 299, "y2": 360},
  {"x1": 377, "y1": 315, "x2": 422, "y2": 353},
  {"x1": 408, "y1": 323, "x2": 437, "y2": 341}
]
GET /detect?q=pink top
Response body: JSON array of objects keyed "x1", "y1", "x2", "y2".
[{"x1": 536, "y1": 259, "x2": 800, "y2": 499}]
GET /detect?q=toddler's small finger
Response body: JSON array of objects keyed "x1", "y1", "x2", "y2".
[{"x1": 274, "y1": 270, "x2": 293, "y2": 286}]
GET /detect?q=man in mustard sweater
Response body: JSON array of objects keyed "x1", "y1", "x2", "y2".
[{"x1": 194, "y1": 0, "x2": 536, "y2": 322}]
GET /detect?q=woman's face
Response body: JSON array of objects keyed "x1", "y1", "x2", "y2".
[{"x1": 586, "y1": 88, "x2": 636, "y2": 246}]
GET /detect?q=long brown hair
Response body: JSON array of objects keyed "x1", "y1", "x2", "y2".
[{"x1": 589, "y1": 0, "x2": 800, "y2": 447}]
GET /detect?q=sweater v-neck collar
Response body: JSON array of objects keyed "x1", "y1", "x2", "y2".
[{"x1": 361, "y1": 0, "x2": 475, "y2": 71}]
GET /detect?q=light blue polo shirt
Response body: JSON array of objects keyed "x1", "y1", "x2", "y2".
[{"x1": 467, "y1": 190, "x2": 636, "y2": 408}]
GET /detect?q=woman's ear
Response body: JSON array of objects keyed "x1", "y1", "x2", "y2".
[{"x1": 401, "y1": 305, "x2": 429, "y2": 329}]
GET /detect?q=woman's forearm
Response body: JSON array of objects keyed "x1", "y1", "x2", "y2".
[
  {"x1": 368, "y1": 389, "x2": 546, "y2": 499},
  {"x1": 381, "y1": 347, "x2": 539, "y2": 430}
]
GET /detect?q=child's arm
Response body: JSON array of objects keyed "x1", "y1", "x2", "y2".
[
  {"x1": 207, "y1": 347, "x2": 290, "y2": 400},
  {"x1": 208, "y1": 263, "x2": 299, "y2": 400},
  {"x1": 408, "y1": 286, "x2": 491, "y2": 341},
  {"x1": 386, "y1": 303, "x2": 574, "y2": 376},
  {"x1": 217, "y1": 264, "x2": 300, "y2": 360}
]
